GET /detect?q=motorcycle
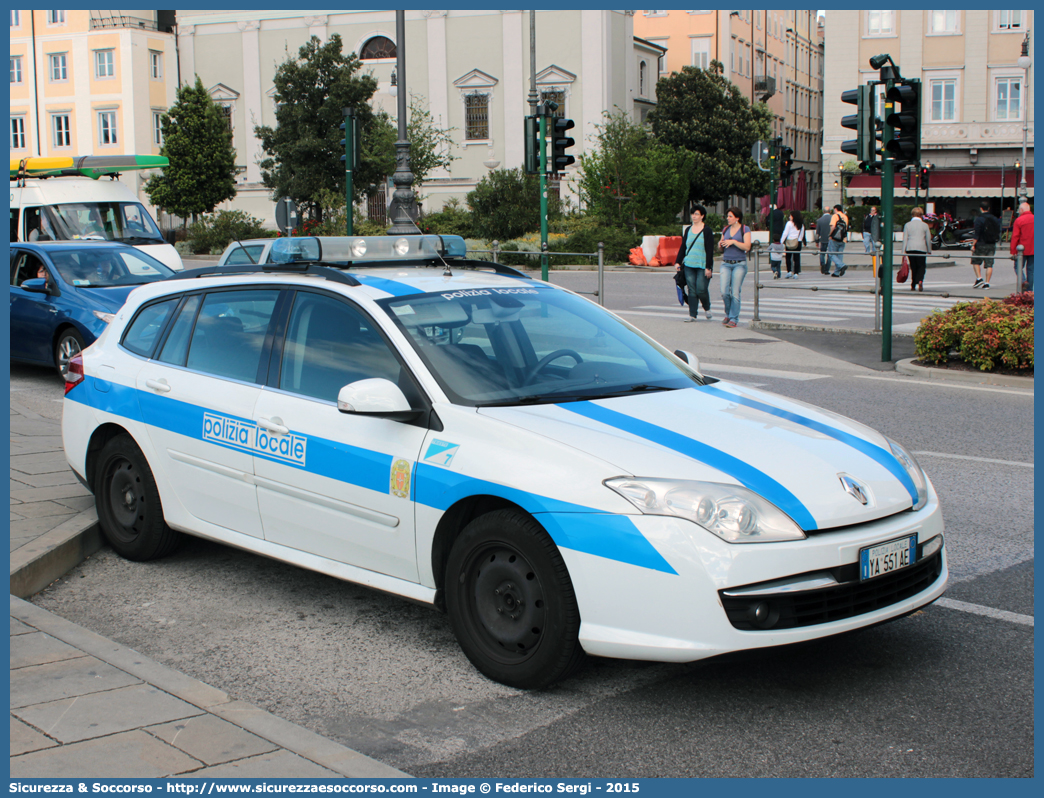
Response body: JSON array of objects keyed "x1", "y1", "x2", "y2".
[{"x1": 926, "y1": 213, "x2": 975, "y2": 250}]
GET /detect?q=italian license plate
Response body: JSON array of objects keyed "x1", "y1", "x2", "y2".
[{"x1": 860, "y1": 535, "x2": 917, "y2": 581}]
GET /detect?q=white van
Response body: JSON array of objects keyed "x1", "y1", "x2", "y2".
[{"x1": 10, "y1": 176, "x2": 182, "y2": 271}]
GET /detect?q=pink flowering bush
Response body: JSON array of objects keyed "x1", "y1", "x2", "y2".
[{"x1": 914, "y1": 296, "x2": 1034, "y2": 371}]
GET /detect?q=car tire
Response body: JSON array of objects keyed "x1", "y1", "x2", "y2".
[
  {"x1": 94, "y1": 434, "x2": 181, "y2": 561},
  {"x1": 445, "y1": 509, "x2": 585, "y2": 689},
  {"x1": 54, "y1": 328, "x2": 85, "y2": 381}
]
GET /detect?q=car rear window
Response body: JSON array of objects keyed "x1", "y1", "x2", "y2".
[{"x1": 122, "y1": 299, "x2": 179, "y2": 357}]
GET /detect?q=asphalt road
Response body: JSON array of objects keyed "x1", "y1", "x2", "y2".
[{"x1": 19, "y1": 301, "x2": 1034, "y2": 777}]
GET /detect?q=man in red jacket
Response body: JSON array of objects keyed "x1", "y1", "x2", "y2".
[{"x1": 1010, "y1": 201, "x2": 1034, "y2": 291}]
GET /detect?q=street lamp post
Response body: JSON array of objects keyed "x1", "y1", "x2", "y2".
[
  {"x1": 387, "y1": 9, "x2": 421, "y2": 235},
  {"x1": 1017, "y1": 32, "x2": 1031, "y2": 204}
]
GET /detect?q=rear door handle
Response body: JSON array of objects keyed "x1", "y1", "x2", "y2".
[
  {"x1": 257, "y1": 417, "x2": 289, "y2": 435},
  {"x1": 145, "y1": 378, "x2": 171, "y2": 393}
]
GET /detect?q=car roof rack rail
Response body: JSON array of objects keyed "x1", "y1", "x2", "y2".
[{"x1": 173, "y1": 262, "x2": 362, "y2": 287}]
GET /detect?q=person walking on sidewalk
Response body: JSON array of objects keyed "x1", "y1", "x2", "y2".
[
  {"x1": 676, "y1": 204, "x2": 715, "y2": 322},
  {"x1": 782, "y1": 210, "x2": 805, "y2": 278},
  {"x1": 862, "y1": 205, "x2": 881, "y2": 254},
  {"x1": 970, "y1": 200, "x2": 1001, "y2": 289},
  {"x1": 1010, "y1": 200, "x2": 1034, "y2": 291},
  {"x1": 717, "y1": 206, "x2": 752, "y2": 328},
  {"x1": 902, "y1": 207, "x2": 933, "y2": 292},
  {"x1": 815, "y1": 208, "x2": 832, "y2": 274},
  {"x1": 828, "y1": 205, "x2": 849, "y2": 277}
]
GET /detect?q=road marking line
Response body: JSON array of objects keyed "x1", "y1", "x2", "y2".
[
  {"x1": 934, "y1": 597, "x2": 1034, "y2": 627},
  {"x1": 701, "y1": 363, "x2": 830, "y2": 381},
  {"x1": 854, "y1": 374, "x2": 1033, "y2": 396},
  {"x1": 911, "y1": 451, "x2": 1033, "y2": 469}
]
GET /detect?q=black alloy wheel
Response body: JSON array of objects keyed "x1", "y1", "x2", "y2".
[
  {"x1": 94, "y1": 434, "x2": 180, "y2": 561},
  {"x1": 445, "y1": 509, "x2": 584, "y2": 689}
]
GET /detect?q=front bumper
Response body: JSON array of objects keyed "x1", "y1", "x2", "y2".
[{"x1": 545, "y1": 488, "x2": 946, "y2": 663}]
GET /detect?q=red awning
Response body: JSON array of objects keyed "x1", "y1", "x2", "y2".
[{"x1": 847, "y1": 169, "x2": 1033, "y2": 199}]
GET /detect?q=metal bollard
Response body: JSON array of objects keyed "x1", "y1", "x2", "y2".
[
  {"x1": 492, "y1": 240, "x2": 499, "y2": 263},
  {"x1": 752, "y1": 243, "x2": 760, "y2": 322},
  {"x1": 1016, "y1": 244, "x2": 1025, "y2": 291},
  {"x1": 597, "y1": 242, "x2": 605, "y2": 306}
]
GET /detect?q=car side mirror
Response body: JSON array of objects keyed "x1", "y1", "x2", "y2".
[
  {"x1": 20, "y1": 277, "x2": 52, "y2": 295},
  {"x1": 337, "y1": 378, "x2": 421, "y2": 422},
  {"x1": 674, "y1": 349, "x2": 702, "y2": 375}
]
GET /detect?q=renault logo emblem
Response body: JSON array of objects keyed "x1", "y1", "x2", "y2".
[{"x1": 839, "y1": 474, "x2": 869, "y2": 505}]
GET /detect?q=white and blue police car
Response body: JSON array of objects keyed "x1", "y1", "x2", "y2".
[{"x1": 62, "y1": 234, "x2": 947, "y2": 688}]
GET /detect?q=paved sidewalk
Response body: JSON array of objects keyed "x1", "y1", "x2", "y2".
[{"x1": 9, "y1": 400, "x2": 408, "y2": 778}]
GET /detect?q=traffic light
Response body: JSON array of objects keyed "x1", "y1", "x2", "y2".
[
  {"x1": 840, "y1": 85, "x2": 877, "y2": 169},
  {"x1": 523, "y1": 116, "x2": 543, "y2": 175},
  {"x1": 550, "y1": 117, "x2": 576, "y2": 173},
  {"x1": 901, "y1": 167, "x2": 913, "y2": 190},
  {"x1": 884, "y1": 79, "x2": 921, "y2": 167},
  {"x1": 779, "y1": 146, "x2": 794, "y2": 187},
  {"x1": 919, "y1": 165, "x2": 930, "y2": 192},
  {"x1": 339, "y1": 114, "x2": 361, "y2": 170}
]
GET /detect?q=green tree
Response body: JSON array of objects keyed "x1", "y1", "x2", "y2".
[
  {"x1": 406, "y1": 93, "x2": 457, "y2": 189},
  {"x1": 649, "y1": 61, "x2": 773, "y2": 207},
  {"x1": 144, "y1": 76, "x2": 237, "y2": 225},
  {"x1": 467, "y1": 168, "x2": 557, "y2": 241},
  {"x1": 254, "y1": 35, "x2": 395, "y2": 223},
  {"x1": 577, "y1": 110, "x2": 694, "y2": 229}
]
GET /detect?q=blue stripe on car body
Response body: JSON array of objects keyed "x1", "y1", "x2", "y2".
[
  {"x1": 352, "y1": 274, "x2": 421, "y2": 297},
  {"x1": 70, "y1": 377, "x2": 674, "y2": 572},
  {"x1": 697, "y1": 385, "x2": 919, "y2": 503},
  {"x1": 560, "y1": 400, "x2": 819, "y2": 531}
]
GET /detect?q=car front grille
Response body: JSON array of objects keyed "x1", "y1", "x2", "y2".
[{"x1": 719, "y1": 548, "x2": 944, "y2": 631}]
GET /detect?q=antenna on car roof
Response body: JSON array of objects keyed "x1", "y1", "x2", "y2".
[{"x1": 233, "y1": 233, "x2": 257, "y2": 265}]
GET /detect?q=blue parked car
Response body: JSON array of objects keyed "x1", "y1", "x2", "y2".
[{"x1": 10, "y1": 241, "x2": 176, "y2": 378}]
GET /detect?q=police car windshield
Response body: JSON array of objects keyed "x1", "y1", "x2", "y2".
[
  {"x1": 381, "y1": 285, "x2": 701, "y2": 406},
  {"x1": 48, "y1": 247, "x2": 175, "y2": 288},
  {"x1": 43, "y1": 202, "x2": 165, "y2": 244}
]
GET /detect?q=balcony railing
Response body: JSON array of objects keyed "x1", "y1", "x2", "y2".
[{"x1": 89, "y1": 15, "x2": 159, "y2": 31}]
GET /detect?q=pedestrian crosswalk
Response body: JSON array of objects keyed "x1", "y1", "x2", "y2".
[{"x1": 619, "y1": 273, "x2": 974, "y2": 331}]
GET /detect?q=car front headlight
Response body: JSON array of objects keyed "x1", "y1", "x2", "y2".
[
  {"x1": 605, "y1": 477, "x2": 806, "y2": 543},
  {"x1": 92, "y1": 310, "x2": 115, "y2": 324},
  {"x1": 885, "y1": 437, "x2": 928, "y2": 511}
]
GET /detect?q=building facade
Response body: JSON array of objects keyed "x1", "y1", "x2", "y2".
[
  {"x1": 634, "y1": 9, "x2": 825, "y2": 212},
  {"x1": 9, "y1": 10, "x2": 179, "y2": 218},
  {"x1": 174, "y1": 9, "x2": 656, "y2": 223},
  {"x1": 824, "y1": 9, "x2": 1034, "y2": 217}
]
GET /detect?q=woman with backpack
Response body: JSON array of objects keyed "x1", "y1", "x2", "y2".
[
  {"x1": 675, "y1": 204, "x2": 715, "y2": 322},
  {"x1": 781, "y1": 210, "x2": 805, "y2": 278},
  {"x1": 971, "y1": 200, "x2": 1001, "y2": 289}
]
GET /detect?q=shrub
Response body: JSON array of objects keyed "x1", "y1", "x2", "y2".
[
  {"x1": 467, "y1": 168, "x2": 561, "y2": 241},
  {"x1": 419, "y1": 197, "x2": 474, "y2": 238},
  {"x1": 1003, "y1": 290, "x2": 1034, "y2": 308},
  {"x1": 561, "y1": 225, "x2": 641, "y2": 264},
  {"x1": 187, "y1": 210, "x2": 272, "y2": 254},
  {"x1": 914, "y1": 298, "x2": 1034, "y2": 371}
]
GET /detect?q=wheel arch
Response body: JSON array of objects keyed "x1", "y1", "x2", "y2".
[
  {"x1": 430, "y1": 494, "x2": 530, "y2": 611},
  {"x1": 85, "y1": 422, "x2": 133, "y2": 490}
]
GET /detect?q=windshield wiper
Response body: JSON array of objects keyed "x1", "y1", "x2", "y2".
[
  {"x1": 119, "y1": 235, "x2": 165, "y2": 245},
  {"x1": 475, "y1": 384, "x2": 672, "y2": 409}
]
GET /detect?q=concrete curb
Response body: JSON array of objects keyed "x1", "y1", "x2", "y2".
[
  {"x1": 895, "y1": 358, "x2": 1034, "y2": 388},
  {"x1": 10, "y1": 597, "x2": 411, "y2": 778},
  {"x1": 749, "y1": 320, "x2": 916, "y2": 337},
  {"x1": 10, "y1": 509, "x2": 102, "y2": 599}
]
